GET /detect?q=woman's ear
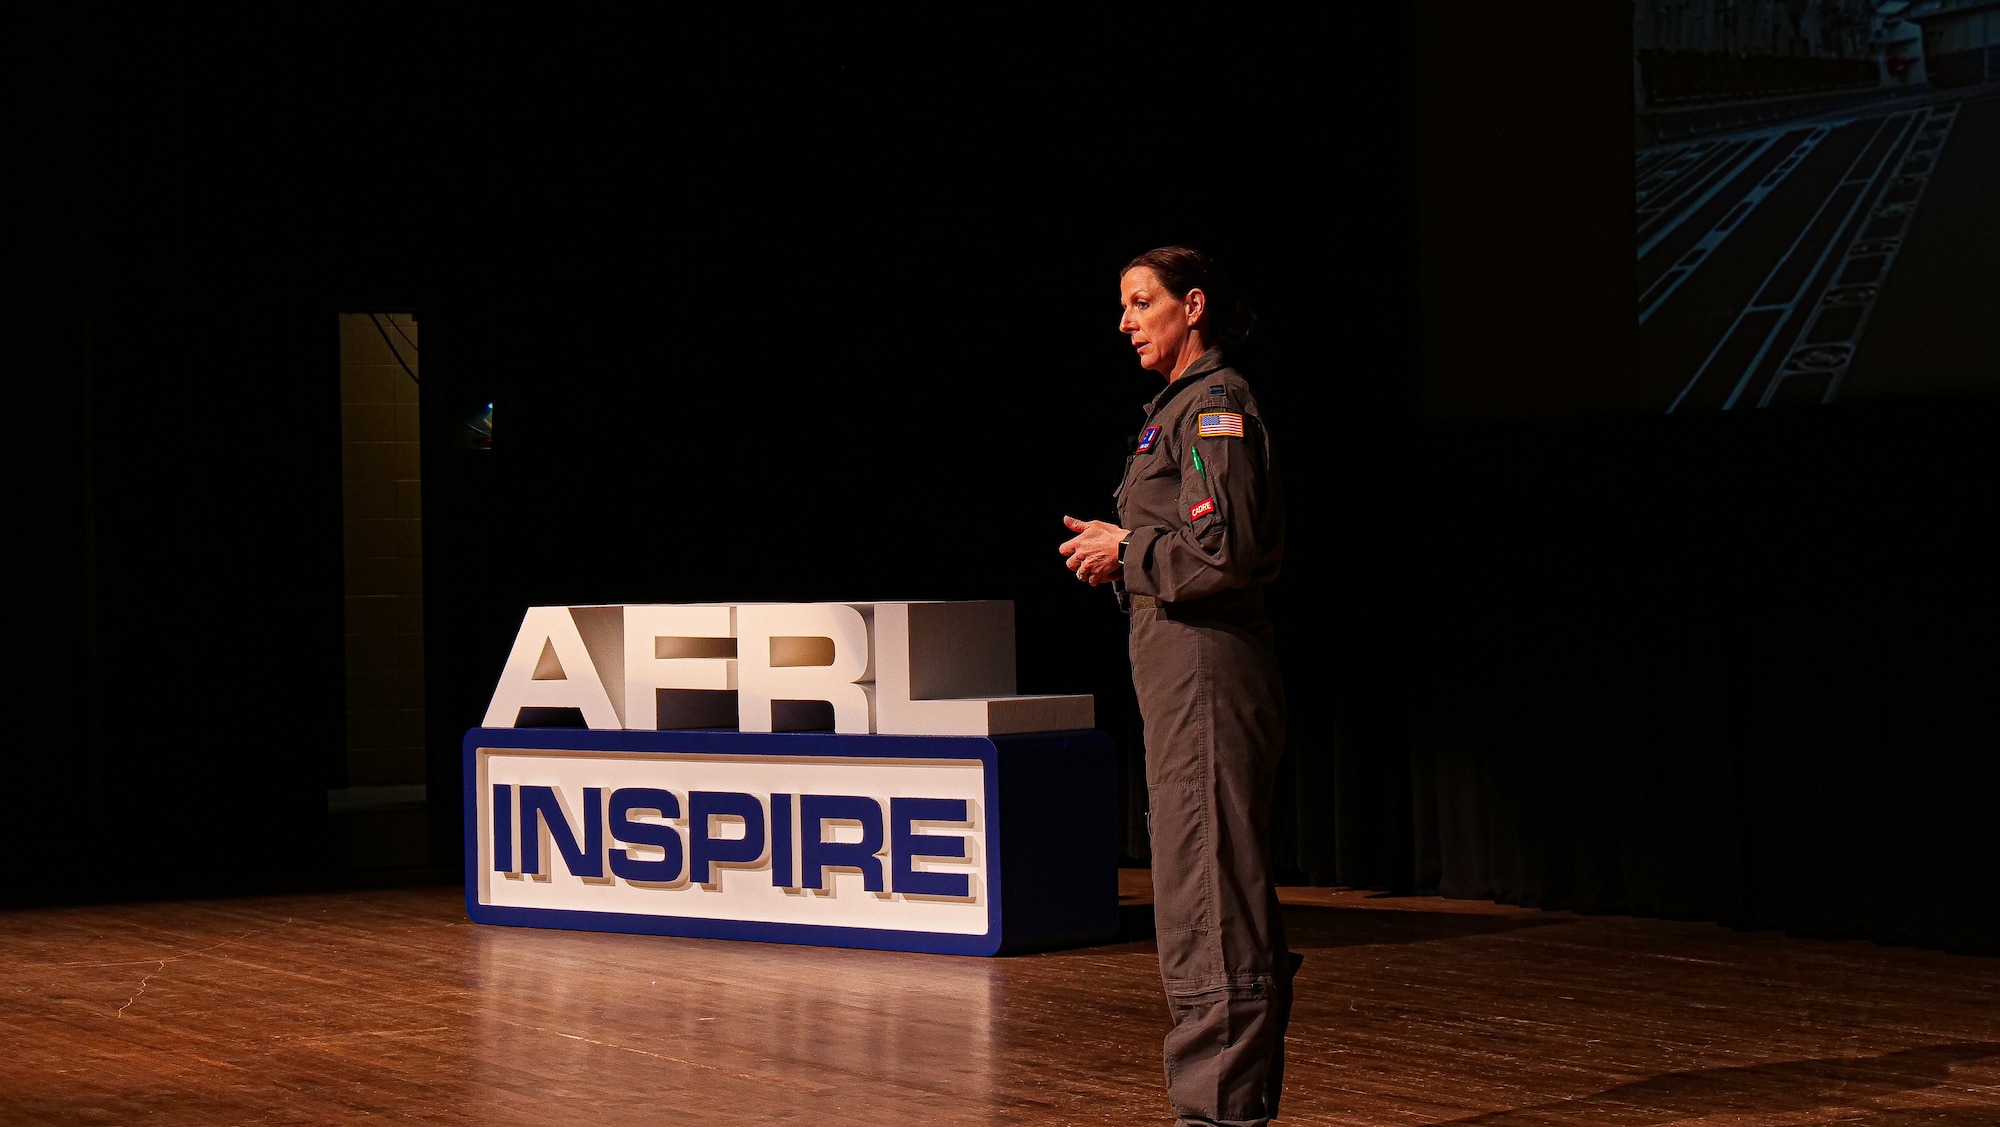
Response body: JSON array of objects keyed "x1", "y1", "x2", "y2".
[{"x1": 1183, "y1": 287, "x2": 1206, "y2": 326}]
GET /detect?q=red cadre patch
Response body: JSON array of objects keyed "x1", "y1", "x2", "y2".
[{"x1": 1189, "y1": 497, "x2": 1215, "y2": 520}]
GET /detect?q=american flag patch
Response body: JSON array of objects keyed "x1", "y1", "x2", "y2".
[
  {"x1": 1197, "y1": 411, "x2": 1244, "y2": 438},
  {"x1": 1135, "y1": 425, "x2": 1161, "y2": 453},
  {"x1": 1190, "y1": 497, "x2": 1215, "y2": 520}
]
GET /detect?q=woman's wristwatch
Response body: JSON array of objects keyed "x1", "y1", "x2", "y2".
[{"x1": 1117, "y1": 534, "x2": 1133, "y2": 565}]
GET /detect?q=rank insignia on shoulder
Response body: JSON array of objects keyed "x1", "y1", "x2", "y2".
[
  {"x1": 1208, "y1": 385, "x2": 1227, "y2": 395},
  {"x1": 1190, "y1": 497, "x2": 1215, "y2": 520},
  {"x1": 1197, "y1": 411, "x2": 1244, "y2": 438},
  {"x1": 1135, "y1": 425, "x2": 1161, "y2": 453}
]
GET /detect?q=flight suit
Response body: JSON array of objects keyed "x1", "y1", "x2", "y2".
[{"x1": 1113, "y1": 347, "x2": 1294, "y2": 1127}]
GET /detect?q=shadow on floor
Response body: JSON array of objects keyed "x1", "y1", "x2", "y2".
[
  {"x1": 1113, "y1": 901, "x2": 1571, "y2": 948},
  {"x1": 1420, "y1": 1041, "x2": 2000, "y2": 1126},
  {"x1": 1284, "y1": 902, "x2": 1570, "y2": 949}
]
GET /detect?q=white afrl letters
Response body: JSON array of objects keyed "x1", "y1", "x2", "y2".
[{"x1": 483, "y1": 601, "x2": 1093, "y2": 736}]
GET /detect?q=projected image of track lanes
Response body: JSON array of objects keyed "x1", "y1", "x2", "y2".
[{"x1": 1636, "y1": 85, "x2": 2000, "y2": 412}]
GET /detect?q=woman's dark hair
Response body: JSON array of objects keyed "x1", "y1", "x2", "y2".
[{"x1": 1120, "y1": 245, "x2": 1258, "y2": 346}]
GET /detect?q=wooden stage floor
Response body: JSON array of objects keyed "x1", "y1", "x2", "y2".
[{"x1": 4, "y1": 873, "x2": 1996, "y2": 1126}]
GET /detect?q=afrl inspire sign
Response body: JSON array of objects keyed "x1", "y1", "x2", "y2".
[
  {"x1": 472, "y1": 735, "x2": 996, "y2": 945},
  {"x1": 485, "y1": 601, "x2": 1092, "y2": 736},
  {"x1": 465, "y1": 601, "x2": 1115, "y2": 955}
]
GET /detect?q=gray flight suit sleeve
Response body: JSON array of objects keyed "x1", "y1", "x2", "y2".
[{"x1": 1120, "y1": 390, "x2": 1278, "y2": 604}]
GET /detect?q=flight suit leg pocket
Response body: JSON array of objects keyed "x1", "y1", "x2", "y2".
[
  {"x1": 1150, "y1": 775, "x2": 1218, "y2": 984},
  {"x1": 1163, "y1": 981, "x2": 1280, "y2": 1126}
]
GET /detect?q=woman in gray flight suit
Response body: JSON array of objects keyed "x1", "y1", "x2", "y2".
[{"x1": 1060, "y1": 246, "x2": 1295, "y2": 1127}]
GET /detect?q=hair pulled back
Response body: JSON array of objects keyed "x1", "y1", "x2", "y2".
[{"x1": 1120, "y1": 245, "x2": 1258, "y2": 346}]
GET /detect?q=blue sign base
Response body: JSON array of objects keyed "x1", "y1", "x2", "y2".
[{"x1": 462, "y1": 727, "x2": 1119, "y2": 956}]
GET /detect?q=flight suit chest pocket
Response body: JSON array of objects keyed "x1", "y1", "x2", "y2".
[{"x1": 1116, "y1": 429, "x2": 1177, "y2": 505}]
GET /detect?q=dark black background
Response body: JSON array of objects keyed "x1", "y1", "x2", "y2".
[{"x1": 18, "y1": 6, "x2": 1995, "y2": 952}]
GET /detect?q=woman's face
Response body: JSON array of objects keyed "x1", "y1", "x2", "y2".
[{"x1": 1118, "y1": 267, "x2": 1200, "y2": 374}]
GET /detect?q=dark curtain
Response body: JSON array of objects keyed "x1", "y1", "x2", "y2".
[{"x1": 1361, "y1": 411, "x2": 2000, "y2": 956}]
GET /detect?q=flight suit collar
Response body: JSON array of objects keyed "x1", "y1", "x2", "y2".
[{"x1": 1140, "y1": 347, "x2": 1229, "y2": 421}]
